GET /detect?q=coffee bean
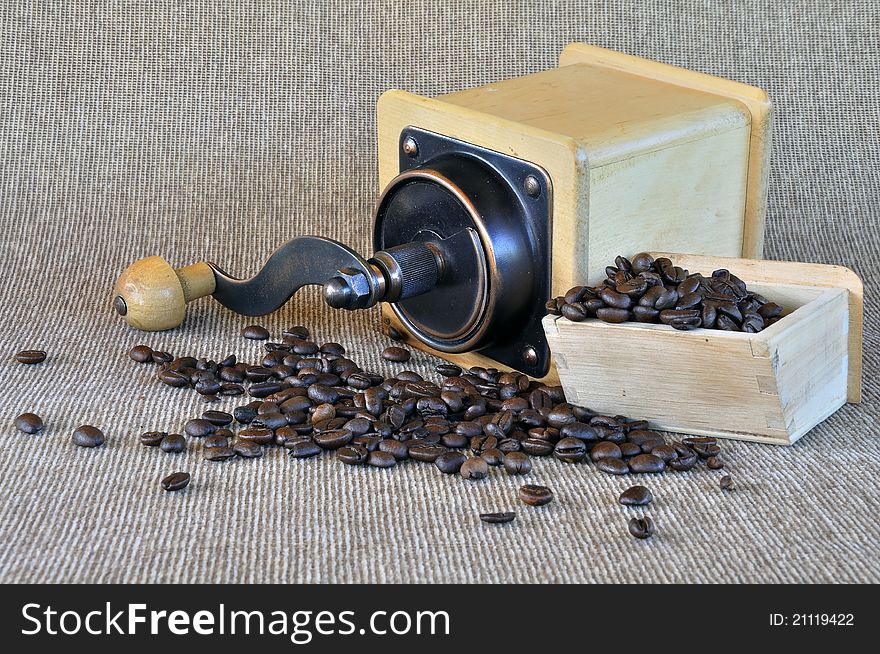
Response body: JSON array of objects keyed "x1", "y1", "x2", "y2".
[
  {"x1": 184, "y1": 419, "x2": 215, "y2": 438},
  {"x1": 202, "y1": 410, "x2": 233, "y2": 426},
  {"x1": 72, "y1": 425, "x2": 104, "y2": 448},
  {"x1": 628, "y1": 516, "x2": 655, "y2": 539},
  {"x1": 628, "y1": 453, "x2": 666, "y2": 473},
  {"x1": 460, "y1": 457, "x2": 489, "y2": 480},
  {"x1": 436, "y1": 363, "x2": 462, "y2": 377},
  {"x1": 204, "y1": 446, "x2": 235, "y2": 462},
  {"x1": 313, "y1": 429, "x2": 353, "y2": 449},
  {"x1": 378, "y1": 439, "x2": 409, "y2": 460},
  {"x1": 479, "y1": 512, "x2": 516, "y2": 524},
  {"x1": 707, "y1": 455, "x2": 724, "y2": 469},
  {"x1": 139, "y1": 430, "x2": 166, "y2": 446},
  {"x1": 367, "y1": 450, "x2": 396, "y2": 468},
  {"x1": 597, "y1": 458, "x2": 629, "y2": 475},
  {"x1": 382, "y1": 346, "x2": 411, "y2": 363},
  {"x1": 129, "y1": 345, "x2": 153, "y2": 363},
  {"x1": 692, "y1": 442, "x2": 721, "y2": 459},
  {"x1": 521, "y1": 438, "x2": 554, "y2": 456},
  {"x1": 242, "y1": 325, "x2": 270, "y2": 340},
  {"x1": 619, "y1": 485, "x2": 653, "y2": 506},
  {"x1": 409, "y1": 444, "x2": 447, "y2": 463},
  {"x1": 160, "y1": 433, "x2": 186, "y2": 453},
  {"x1": 233, "y1": 440, "x2": 263, "y2": 458},
  {"x1": 337, "y1": 444, "x2": 369, "y2": 465},
  {"x1": 554, "y1": 437, "x2": 586, "y2": 463},
  {"x1": 15, "y1": 350, "x2": 47, "y2": 364},
  {"x1": 432, "y1": 451, "x2": 465, "y2": 474},
  {"x1": 561, "y1": 303, "x2": 588, "y2": 322},
  {"x1": 203, "y1": 434, "x2": 229, "y2": 449},
  {"x1": 720, "y1": 475, "x2": 735, "y2": 491},
  {"x1": 14, "y1": 412, "x2": 43, "y2": 434},
  {"x1": 249, "y1": 381, "x2": 283, "y2": 398},
  {"x1": 518, "y1": 484, "x2": 553, "y2": 506},
  {"x1": 590, "y1": 441, "x2": 622, "y2": 461},
  {"x1": 480, "y1": 448, "x2": 505, "y2": 466},
  {"x1": 596, "y1": 307, "x2": 631, "y2": 323},
  {"x1": 150, "y1": 350, "x2": 173, "y2": 364},
  {"x1": 158, "y1": 368, "x2": 190, "y2": 387},
  {"x1": 161, "y1": 472, "x2": 190, "y2": 491},
  {"x1": 630, "y1": 252, "x2": 654, "y2": 273},
  {"x1": 619, "y1": 442, "x2": 642, "y2": 458},
  {"x1": 238, "y1": 428, "x2": 274, "y2": 445},
  {"x1": 503, "y1": 452, "x2": 532, "y2": 476},
  {"x1": 288, "y1": 440, "x2": 321, "y2": 458}
]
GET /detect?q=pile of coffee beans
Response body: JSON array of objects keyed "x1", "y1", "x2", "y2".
[
  {"x1": 546, "y1": 253, "x2": 783, "y2": 332},
  {"x1": 10, "y1": 320, "x2": 735, "y2": 540}
]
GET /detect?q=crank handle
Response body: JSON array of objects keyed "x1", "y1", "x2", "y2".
[{"x1": 112, "y1": 235, "x2": 446, "y2": 331}]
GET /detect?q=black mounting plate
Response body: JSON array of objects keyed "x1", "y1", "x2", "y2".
[{"x1": 395, "y1": 127, "x2": 553, "y2": 377}]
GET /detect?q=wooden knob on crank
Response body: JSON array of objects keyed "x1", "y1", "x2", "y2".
[{"x1": 113, "y1": 257, "x2": 216, "y2": 331}]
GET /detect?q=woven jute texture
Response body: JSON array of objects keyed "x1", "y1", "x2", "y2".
[{"x1": 1, "y1": 1, "x2": 878, "y2": 583}]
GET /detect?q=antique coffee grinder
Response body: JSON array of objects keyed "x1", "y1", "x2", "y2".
[{"x1": 113, "y1": 44, "x2": 772, "y2": 379}]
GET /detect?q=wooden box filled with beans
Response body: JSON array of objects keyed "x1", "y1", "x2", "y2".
[{"x1": 543, "y1": 252, "x2": 863, "y2": 445}]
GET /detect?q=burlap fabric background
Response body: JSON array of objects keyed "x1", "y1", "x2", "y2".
[{"x1": 0, "y1": 1, "x2": 877, "y2": 584}]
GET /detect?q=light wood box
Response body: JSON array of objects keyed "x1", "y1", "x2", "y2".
[
  {"x1": 543, "y1": 253, "x2": 863, "y2": 445},
  {"x1": 376, "y1": 44, "x2": 772, "y2": 379}
]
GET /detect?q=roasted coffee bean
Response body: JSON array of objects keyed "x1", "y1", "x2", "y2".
[
  {"x1": 238, "y1": 428, "x2": 275, "y2": 445},
  {"x1": 707, "y1": 456, "x2": 724, "y2": 469},
  {"x1": 518, "y1": 484, "x2": 553, "y2": 506},
  {"x1": 596, "y1": 307, "x2": 631, "y2": 323},
  {"x1": 554, "y1": 437, "x2": 586, "y2": 463},
  {"x1": 251, "y1": 412, "x2": 288, "y2": 431},
  {"x1": 367, "y1": 450, "x2": 396, "y2": 468},
  {"x1": 633, "y1": 306, "x2": 660, "y2": 322},
  {"x1": 233, "y1": 404, "x2": 259, "y2": 425},
  {"x1": 561, "y1": 302, "x2": 588, "y2": 322},
  {"x1": 521, "y1": 438, "x2": 554, "y2": 456},
  {"x1": 249, "y1": 381, "x2": 283, "y2": 398},
  {"x1": 480, "y1": 512, "x2": 516, "y2": 524},
  {"x1": 480, "y1": 448, "x2": 505, "y2": 466},
  {"x1": 204, "y1": 446, "x2": 235, "y2": 462},
  {"x1": 375, "y1": 439, "x2": 407, "y2": 460},
  {"x1": 184, "y1": 419, "x2": 215, "y2": 438},
  {"x1": 628, "y1": 516, "x2": 655, "y2": 539},
  {"x1": 503, "y1": 452, "x2": 532, "y2": 476},
  {"x1": 129, "y1": 345, "x2": 153, "y2": 363},
  {"x1": 460, "y1": 457, "x2": 489, "y2": 480},
  {"x1": 650, "y1": 444, "x2": 678, "y2": 462},
  {"x1": 161, "y1": 472, "x2": 190, "y2": 491},
  {"x1": 158, "y1": 369, "x2": 190, "y2": 387},
  {"x1": 160, "y1": 433, "x2": 186, "y2": 453},
  {"x1": 150, "y1": 350, "x2": 173, "y2": 364},
  {"x1": 72, "y1": 425, "x2": 104, "y2": 448},
  {"x1": 559, "y1": 422, "x2": 598, "y2": 442},
  {"x1": 203, "y1": 434, "x2": 229, "y2": 449},
  {"x1": 436, "y1": 363, "x2": 462, "y2": 377},
  {"x1": 242, "y1": 325, "x2": 270, "y2": 340},
  {"x1": 288, "y1": 440, "x2": 321, "y2": 458},
  {"x1": 630, "y1": 252, "x2": 655, "y2": 273},
  {"x1": 691, "y1": 442, "x2": 721, "y2": 459},
  {"x1": 720, "y1": 475, "x2": 735, "y2": 491},
  {"x1": 139, "y1": 430, "x2": 166, "y2": 446},
  {"x1": 619, "y1": 442, "x2": 642, "y2": 458},
  {"x1": 628, "y1": 453, "x2": 666, "y2": 473},
  {"x1": 313, "y1": 429, "x2": 353, "y2": 449},
  {"x1": 440, "y1": 433, "x2": 468, "y2": 448},
  {"x1": 338, "y1": 444, "x2": 369, "y2": 465},
  {"x1": 590, "y1": 441, "x2": 622, "y2": 461},
  {"x1": 619, "y1": 485, "x2": 653, "y2": 506},
  {"x1": 15, "y1": 350, "x2": 47, "y2": 364},
  {"x1": 471, "y1": 434, "x2": 498, "y2": 453},
  {"x1": 233, "y1": 440, "x2": 263, "y2": 458},
  {"x1": 195, "y1": 378, "x2": 222, "y2": 396},
  {"x1": 202, "y1": 410, "x2": 233, "y2": 426},
  {"x1": 409, "y1": 444, "x2": 447, "y2": 463},
  {"x1": 14, "y1": 412, "x2": 44, "y2": 434},
  {"x1": 382, "y1": 346, "x2": 411, "y2": 363},
  {"x1": 597, "y1": 458, "x2": 629, "y2": 475},
  {"x1": 435, "y1": 451, "x2": 467, "y2": 474}
]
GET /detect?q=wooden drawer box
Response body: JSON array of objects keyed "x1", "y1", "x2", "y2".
[{"x1": 543, "y1": 254, "x2": 863, "y2": 445}]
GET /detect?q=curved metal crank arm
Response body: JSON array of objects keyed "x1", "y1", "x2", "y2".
[{"x1": 207, "y1": 235, "x2": 383, "y2": 316}]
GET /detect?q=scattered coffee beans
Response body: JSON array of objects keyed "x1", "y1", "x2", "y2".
[
  {"x1": 619, "y1": 486, "x2": 653, "y2": 506},
  {"x1": 14, "y1": 412, "x2": 44, "y2": 434},
  {"x1": 72, "y1": 425, "x2": 104, "y2": 448},
  {"x1": 628, "y1": 516, "x2": 655, "y2": 540},
  {"x1": 479, "y1": 512, "x2": 516, "y2": 524},
  {"x1": 15, "y1": 350, "x2": 47, "y2": 364},
  {"x1": 548, "y1": 253, "x2": 783, "y2": 333},
  {"x1": 519, "y1": 484, "x2": 553, "y2": 507},
  {"x1": 161, "y1": 472, "x2": 190, "y2": 491}
]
